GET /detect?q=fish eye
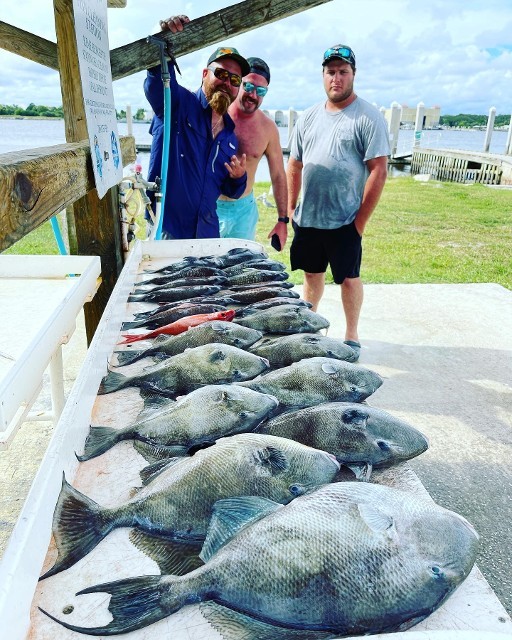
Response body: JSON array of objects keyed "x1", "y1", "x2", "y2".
[
  {"x1": 289, "y1": 484, "x2": 304, "y2": 496},
  {"x1": 239, "y1": 411, "x2": 248, "y2": 419},
  {"x1": 377, "y1": 440, "x2": 391, "y2": 451},
  {"x1": 430, "y1": 565, "x2": 443, "y2": 579}
]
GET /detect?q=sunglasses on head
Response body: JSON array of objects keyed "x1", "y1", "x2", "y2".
[
  {"x1": 208, "y1": 66, "x2": 242, "y2": 87},
  {"x1": 243, "y1": 81, "x2": 268, "y2": 97},
  {"x1": 323, "y1": 46, "x2": 355, "y2": 66}
]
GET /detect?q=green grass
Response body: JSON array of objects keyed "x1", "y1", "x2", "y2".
[
  {"x1": 4, "y1": 177, "x2": 511, "y2": 290},
  {"x1": 254, "y1": 177, "x2": 512, "y2": 289}
]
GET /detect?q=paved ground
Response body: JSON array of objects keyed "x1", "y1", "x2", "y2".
[
  {"x1": 314, "y1": 283, "x2": 512, "y2": 617},
  {"x1": 1, "y1": 283, "x2": 511, "y2": 620}
]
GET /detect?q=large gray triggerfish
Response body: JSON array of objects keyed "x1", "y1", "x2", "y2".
[
  {"x1": 40, "y1": 482, "x2": 478, "y2": 636},
  {"x1": 41, "y1": 433, "x2": 340, "y2": 580}
]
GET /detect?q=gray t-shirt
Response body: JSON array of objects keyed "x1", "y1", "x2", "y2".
[{"x1": 290, "y1": 97, "x2": 390, "y2": 229}]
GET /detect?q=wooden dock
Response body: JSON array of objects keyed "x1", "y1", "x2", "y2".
[{"x1": 411, "y1": 147, "x2": 512, "y2": 185}]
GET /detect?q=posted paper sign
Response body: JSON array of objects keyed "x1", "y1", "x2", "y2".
[{"x1": 73, "y1": 0, "x2": 122, "y2": 198}]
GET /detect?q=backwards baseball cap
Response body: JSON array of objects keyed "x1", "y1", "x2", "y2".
[
  {"x1": 247, "y1": 57, "x2": 271, "y2": 83},
  {"x1": 207, "y1": 46, "x2": 250, "y2": 77},
  {"x1": 322, "y1": 44, "x2": 356, "y2": 68}
]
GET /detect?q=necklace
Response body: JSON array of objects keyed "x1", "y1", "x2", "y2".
[{"x1": 211, "y1": 115, "x2": 224, "y2": 138}]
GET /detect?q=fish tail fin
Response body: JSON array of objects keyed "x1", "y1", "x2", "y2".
[
  {"x1": 97, "y1": 370, "x2": 130, "y2": 394},
  {"x1": 118, "y1": 333, "x2": 146, "y2": 345},
  {"x1": 39, "y1": 474, "x2": 113, "y2": 579},
  {"x1": 121, "y1": 320, "x2": 143, "y2": 330},
  {"x1": 76, "y1": 425, "x2": 126, "y2": 461},
  {"x1": 114, "y1": 349, "x2": 145, "y2": 366},
  {"x1": 39, "y1": 575, "x2": 187, "y2": 635}
]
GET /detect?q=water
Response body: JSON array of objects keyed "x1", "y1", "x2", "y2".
[{"x1": 0, "y1": 117, "x2": 510, "y2": 182}]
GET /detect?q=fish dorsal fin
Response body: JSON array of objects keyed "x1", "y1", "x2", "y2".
[
  {"x1": 345, "y1": 462, "x2": 373, "y2": 482},
  {"x1": 255, "y1": 446, "x2": 288, "y2": 474},
  {"x1": 358, "y1": 502, "x2": 395, "y2": 536},
  {"x1": 200, "y1": 496, "x2": 281, "y2": 562},
  {"x1": 341, "y1": 407, "x2": 369, "y2": 428},
  {"x1": 139, "y1": 457, "x2": 184, "y2": 485},
  {"x1": 321, "y1": 362, "x2": 338, "y2": 375},
  {"x1": 210, "y1": 321, "x2": 227, "y2": 333}
]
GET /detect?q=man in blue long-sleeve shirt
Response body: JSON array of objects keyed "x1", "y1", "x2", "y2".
[{"x1": 145, "y1": 15, "x2": 249, "y2": 239}]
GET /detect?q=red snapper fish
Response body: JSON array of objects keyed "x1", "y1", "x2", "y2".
[{"x1": 118, "y1": 309, "x2": 235, "y2": 344}]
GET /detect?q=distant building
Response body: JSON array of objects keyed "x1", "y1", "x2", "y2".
[
  {"x1": 383, "y1": 104, "x2": 441, "y2": 129},
  {"x1": 262, "y1": 109, "x2": 301, "y2": 128}
]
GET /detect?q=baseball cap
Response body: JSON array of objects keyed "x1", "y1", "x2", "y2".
[
  {"x1": 247, "y1": 57, "x2": 271, "y2": 83},
  {"x1": 207, "y1": 46, "x2": 250, "y2": 77},
  {"x1": 322, "y1": 44, "x2": 356, "y2": 68}
]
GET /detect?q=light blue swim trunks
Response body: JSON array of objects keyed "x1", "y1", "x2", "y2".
[{"x1": 217, "y1": 191, "x2": 259, "y2": 240}]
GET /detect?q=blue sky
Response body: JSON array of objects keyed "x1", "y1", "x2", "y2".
[{"x1": 1, "y1": 0, "x2": 511, "y2": 116}]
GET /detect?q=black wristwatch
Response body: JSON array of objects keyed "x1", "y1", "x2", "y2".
[{"x1": 277, "y1": 216, "x2": 290, "y2": 224}]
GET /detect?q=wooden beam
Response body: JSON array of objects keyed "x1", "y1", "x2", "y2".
[
  {"x1": 0, "y1": 136, "x2": 135, "y2": 252},
  {"x1": 0, "y1": 21, "x2": 58, "y2": 71},
  {"x1": 2, "y1": 0, "x2": 333, "y2": 78},
  {"x1": 110, "y1": 0, "x2": 333, "y2": 80},
  {"x1": 54, "y1": 0, "x2": 126, "y2": 341},
  {"x1": 107, "y1": 0, "x2": 127, "y2": 6}
]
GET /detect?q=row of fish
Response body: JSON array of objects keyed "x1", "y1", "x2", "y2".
[{"x1": 39, "y1": 246, "x2": 478, "y2": 639}]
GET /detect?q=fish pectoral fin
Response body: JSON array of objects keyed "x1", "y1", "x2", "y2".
[
  {"x1": 344, "y1": 462, "x2": 373, "y2": 482},
  {"x1": 129, "y1": 530, "x2": 203, "y2": 575},
  {"x1": 341, "y1": 407, "x2": 369, "y2": 428},
  {"x1": 208, "y1": 348, "x2": 227, "y2": 362},
  {"x1": 200, "y1": 496, "x2": 281, "y2": 563},
  {"x1": 358, "y1": 502, "x2": 396, "y2": 538},
  {"x1": 255, "y1": 446, "x2": 289, "y2": 475}
]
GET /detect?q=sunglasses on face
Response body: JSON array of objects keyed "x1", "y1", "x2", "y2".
[
  {"x1": 208, "y1": 66, "x2": 242, "y2": 87},
  {"x1": 323, "y1": 46, "x2": 356, "y2": 66},
  {"x1": 242, "y1": 81, "x2": 268, "y2": 97}
]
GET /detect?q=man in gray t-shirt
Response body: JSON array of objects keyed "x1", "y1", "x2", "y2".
[{"x1": 286, "y1": 44, "x2": 390, "y2": 360}]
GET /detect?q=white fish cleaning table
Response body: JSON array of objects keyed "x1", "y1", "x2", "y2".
[
  {"x1": 0, "y1": 241, "x2": 510, "y2": 640},
  {"x1": 0, "y1": 255, "x2": 101, "y2": 448}
]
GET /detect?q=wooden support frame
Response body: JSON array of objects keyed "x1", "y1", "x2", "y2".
[
  {"x1": 0, "y1": 0, "x2": 334, "y2": 339},
  {"x1": 0, "y1": 137, "x2": 135, "y2": 252}
]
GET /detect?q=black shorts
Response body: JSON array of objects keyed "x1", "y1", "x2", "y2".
[{"x1": 290, "y1": 221, "x2": 362, "y2": 285}]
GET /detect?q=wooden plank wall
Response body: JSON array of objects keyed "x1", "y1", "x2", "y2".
[{"x1": 411, "y1": 148, "x2": 504, "y2": 185}]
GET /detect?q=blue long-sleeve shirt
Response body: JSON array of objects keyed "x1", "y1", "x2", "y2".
[{"x1": 144, "y1": 64, "x2": 247, "y2": 239}]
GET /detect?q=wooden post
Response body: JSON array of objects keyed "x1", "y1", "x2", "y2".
[
  {"x1": 388, "y1": 102, "x2": 401, "y2": 158},
  {"x1": 483, "y1": 106, "x2": 496, "y2": 153},
  {"x1": 506, "y1": 114, "x2": 512, "y2": 156},
  {"x1": 287, "y1": 109, "x2": 298, "y2": 149},
  {"x1": 54, "y1": 0, "x2": 124, "y2": 343},
  {"x1": 414, "y1": 102, "x2": 425, "y2": 148}
]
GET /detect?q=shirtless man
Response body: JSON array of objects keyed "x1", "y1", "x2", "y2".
[{"x1": 217, "y1": 57, "x2": 289, "y2": 251}]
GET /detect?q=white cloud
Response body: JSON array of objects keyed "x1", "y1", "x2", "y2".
[{"x1": 0, "y1": 0, "x2": 511, "y2": 115}]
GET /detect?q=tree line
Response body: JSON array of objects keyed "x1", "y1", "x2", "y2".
[
  {"x1": 0, "y1": 103, "x2": 147, "y2": 120},
  {"x1": 439, "y1": 113, "x2": 511, "y2": 128},
  {"x1": 2, "y1": 104, "x2": 510, "y2": 128}
]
